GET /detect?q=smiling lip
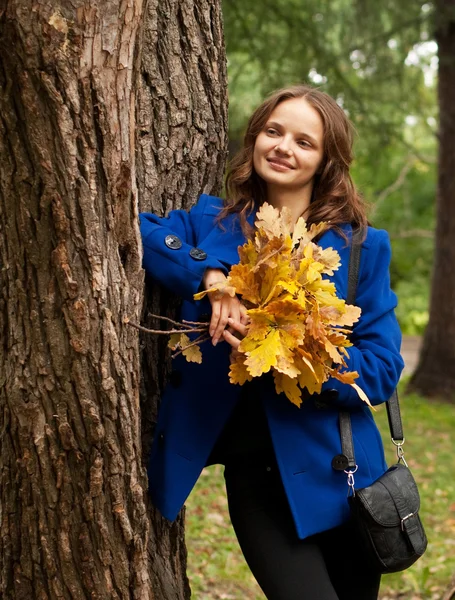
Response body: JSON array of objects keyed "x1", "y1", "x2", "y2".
[{"x1": 267, "y1": 157, "x2": 294, "y2": 170}]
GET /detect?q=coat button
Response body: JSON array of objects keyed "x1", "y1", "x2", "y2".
[
  {"x1": 323, "y1": 389, "x2": 339, "y2": 403},
  {"x1": 165, "y1": 234, "x2": 182, "y2": 250},
  {"x1": 332, "y1": 454, "x2": 349, "y2": 471},
  {"x1": 189, "y1": 247, "x2": 207, "y2": 261}
]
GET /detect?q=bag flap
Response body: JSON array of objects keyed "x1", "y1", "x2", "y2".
[{"x1": 352, "y1": 464, "x2": 421, "y2": 527}]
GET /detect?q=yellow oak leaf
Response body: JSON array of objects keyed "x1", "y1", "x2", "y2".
[
  {"x1": 229, "y1": 355, "x2": 253, "y2": 385},
  {"x1": 266, "y1": 298, "x2": 306, "y2": 319},
  {"x1": 254, "y1": 203, "x2": 284, "y2": 239},
  {"x1": 273, "y1": 371, "x2": 303, "y2": 407},
  {"x1": 294, "y1": 350, "x2": 326, "y2": 394},
  {"x1": 168, "y1": 332, "x2": 185, "y2": 350},
  {"x1": 326, "y1": 330, "x2": 352, "y2": 349},
  {"x1": 313, "y1": 287, "x2": 345, "y2": 310},
  {"x1": 332, "y1": 370, "x2": 373, "y2": 409},
  {"x1": 182, "y1": 344, "x2": 202, "y2": 363},
  {"x1": 228, "y1": 263, "x2": 261, "y2": 305},
  {"x1": 305, "y1": 308, "x2": 323, "y2": 339},
  {"x1": 323, "y1": 337, "x2": 345, "y2": 364},
  {"x1": 242, "y1": 328, "x2": 281, "y2": 376},
  {"x1": 292, "y1": 220, "x2": 328, "y2": 246},
  {"x1": 296, "y1": 254, "x2": 325, "y2": 286},
  {"x1": 260, "y1": 260, "x2": 293, "y2": 305},
  {"x1": 350, "y1": 383, "x2": 373, "y2": 408},
  {"x1": 277, "y1": 279, "x2": 302, "y2": 299},
  {"x1": 193, "y1": 279, "x2": 236, "y2": 301},
  {"x1": 292, "y1": 217, "x2": 309, "y2": 247},
  {"x1": 331, "y1": 304, "x2": 361, "y2": 327},
  {"x1": 238, "y1": 238, "x2": 259, "y2": 266},
  {"x1": 275, "y1": 352, "x2": 301, "y2": 378},
  {"x1": 168, "y1": 333, "x2": 202, "y2": 363},
  {"x1": 296, "y1": 360, "x2": 323, "y2": 396},
  {"x1": 307, "y1": 221, "x2": 330, "y2": 241},
  {"x1": 244, "y1": 309, "x2": 274, "y2": 341},
  {"x1": 313, "y1": 246, "x2": 341, "y2": 275},
  {"x1": 332, "y1": 368, "x2": 358, "y2": 385},
  {"x1": 319, "y1": 305, "x2": 343, "y2": 322},
  {"x1": 255, "y1": 202, "x2": 293, "y2": 239}
]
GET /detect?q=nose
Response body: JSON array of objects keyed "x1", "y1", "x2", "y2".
[{"x1": 274, "y1": 136, "x2": 293, "y2": 155}]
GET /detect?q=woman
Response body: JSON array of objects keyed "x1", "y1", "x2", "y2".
[{"x1": 140, "y1": 84, "x2": 404, "y2": 600}]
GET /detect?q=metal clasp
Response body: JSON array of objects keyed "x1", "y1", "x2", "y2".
[
  {"x1": 401, "y1": 512, "x2": 414, "y2": 531},
  {"x1": 344, "y1": 465, "x2": 358, "y2": 497},
  {"x1": 392, "y1": 438, "x2": 408, "y2": 467}
]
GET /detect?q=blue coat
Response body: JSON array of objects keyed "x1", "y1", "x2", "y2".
[{"x1": 139, "y1": 194, "x2": 404, "y2": 539}]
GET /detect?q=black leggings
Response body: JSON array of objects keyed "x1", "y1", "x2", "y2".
[{"x1": 224, "y1": 453, "x2": 381, "y2": 600}]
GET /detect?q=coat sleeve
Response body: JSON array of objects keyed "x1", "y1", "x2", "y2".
[
  {"x1": 139, "y1": 194, "x2": 229, "y2": 301},
  {"x1": 321, "y1": 228, "x2": 404, "y2": 409}
]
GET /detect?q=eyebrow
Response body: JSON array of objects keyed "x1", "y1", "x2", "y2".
[{"x1": 266, "y1": 121, "x2": 319, "y2": 146}]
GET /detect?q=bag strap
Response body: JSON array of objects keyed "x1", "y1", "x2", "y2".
[{"x1": 338, "y1": 227, "x2": 405, "y2": 475}]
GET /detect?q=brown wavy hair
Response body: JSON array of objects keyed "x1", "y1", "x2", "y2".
[{"x1": 220, "y1": 84, "x2": 368, "y2": 237}]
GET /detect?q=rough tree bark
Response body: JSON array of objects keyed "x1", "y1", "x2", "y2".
[
  {"x1": 137, "y1": 0, "x2": 228, "y2": 597},
  {"x1": 0, "y1": 1, "x2": 227, "y2": 598},
  {"x1": 408, "y1": 0, "x2": 455, "y2": 400}
]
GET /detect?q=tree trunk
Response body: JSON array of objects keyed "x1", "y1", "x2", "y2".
[
  {"x1": 0, "y1": 1, "x2": 227, "y2": 598},
  {"x1": 408, "y1": 0, "x2": 455, "y2": 400},
  {"x1": 136, "y1": 0, "x2": 227, "y2": 597}
]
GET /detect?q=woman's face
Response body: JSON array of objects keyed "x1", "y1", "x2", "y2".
[{"x1": 253, "y1": 97, "x2": 324, "y2": 199}]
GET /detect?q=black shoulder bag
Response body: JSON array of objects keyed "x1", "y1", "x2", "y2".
[{"x1": 335, "y1": 228, "x2": 428, "y2": 574}]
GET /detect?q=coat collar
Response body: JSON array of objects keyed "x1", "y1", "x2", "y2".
[{"x1": 199, "y1": 207, "x2": 257, "y2": 268}]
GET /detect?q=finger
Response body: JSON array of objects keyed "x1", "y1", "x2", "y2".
[
  {"x1": 239, "y1": 305, "x2": 250, "y2": 325},
  {"x1": 230, "y1": 304, "x2": 241, "y2": 326},
  {"x1": 229, "y1": 346, "x2": 242, "y2": 364},
  {"x1": 209, "y1": 303, "x2": 221, "y2": 337},
  {"x1": 227, "y1": 317, "x2": 248, "y2": 337},
  {"x1": 223, "y1": 328, "x2": 241, "y2": 349},
  {"x1": 212, "y1": 303, "x2": 230, "y2": 345}
]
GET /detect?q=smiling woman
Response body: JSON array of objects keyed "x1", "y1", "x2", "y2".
[
  {"x1": 139, "y1": 83, "x2": 404, "y2": 600},
  {"x1": 252, "y1": 97, "x2": 324, "y2": 223},
  {"x1": 219, "y1": 84, "x2": 368, "y2": 240}
]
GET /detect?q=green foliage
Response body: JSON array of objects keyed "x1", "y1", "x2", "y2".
[{"x1": 394, "y1": 278, "x2": 430, "y2": 335}]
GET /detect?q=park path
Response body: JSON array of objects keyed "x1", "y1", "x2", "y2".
[{"x1": 401, "y1": 335, "x2": 422, "y2": 377}]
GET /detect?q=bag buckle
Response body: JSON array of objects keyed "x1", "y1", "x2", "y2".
[
  {"x1": 344, "y1": 465, "x2": 358, "y2": 497},
  {"x1": 392, "y1": 438, "x2": 408, "y2": 467},
  {"x1": 401, "y1": 512, "x2": 415, "y2": 531}
]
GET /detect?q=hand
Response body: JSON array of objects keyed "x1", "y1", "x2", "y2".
[
  {"x1": 202, "y1": 269, "x2": 248, "y2": 346},
  {"x1": 223, "y1": 316, "x2": 249, "y2": 362}
]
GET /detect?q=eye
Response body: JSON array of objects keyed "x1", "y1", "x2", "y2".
[
  {"x1": 298, "y1": 139, "x2": 311, "y2": 148},
  {"x1": 265, "y1": 127, "x2": 279, "y2": 136}
]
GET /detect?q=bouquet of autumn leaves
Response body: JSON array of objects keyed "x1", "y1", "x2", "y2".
[{"x1": 189, "y1": 202, "x2": 369, "y2": 408}]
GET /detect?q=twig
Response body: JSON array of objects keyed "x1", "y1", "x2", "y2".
[
  {"x1": 370, "y1": 158, "x2": 416, "y2": 218},
  {"x1": 126, "y1": 320, "x2": 206, "y2": 335},
  {"x1": 171, "y1": 333, "x2": 212, "y2": 358},
  {"x1": 146, "y1": 313, "x2": 192, "y2": 329},
  {"x1": 182, "y1": 319, "x2": 211, "y2": 326}
]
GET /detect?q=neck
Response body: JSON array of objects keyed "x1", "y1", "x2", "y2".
[{"x1": 266, "y1": 185, "x2": 313, "y2": 224}]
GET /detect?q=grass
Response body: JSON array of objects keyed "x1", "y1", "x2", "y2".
[{"x1": 185, "y1": 382, "x2": 455, "y2": 599}]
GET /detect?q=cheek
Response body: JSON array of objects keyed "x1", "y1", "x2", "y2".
[{"x1": 252, "y1": 143, "x2": 262, "y2": 173}]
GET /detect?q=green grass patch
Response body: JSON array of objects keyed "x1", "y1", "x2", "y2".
[{"x1": 185, "y1": 385, "x2": 455, "y2": 599}]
